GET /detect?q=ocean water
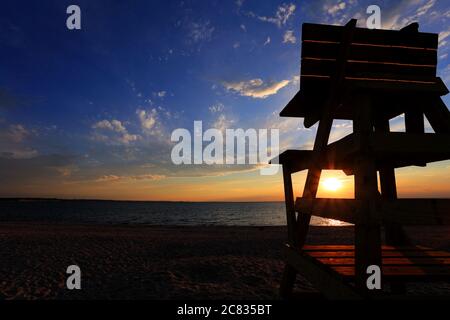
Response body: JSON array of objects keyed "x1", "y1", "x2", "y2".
[{"x1": 0, "y1": 199, "x2": 349, "y2": 226}]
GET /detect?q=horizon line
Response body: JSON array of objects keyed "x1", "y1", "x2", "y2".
[{"x1": 0, "y1": 197, "x2": 286, "y2": 203}]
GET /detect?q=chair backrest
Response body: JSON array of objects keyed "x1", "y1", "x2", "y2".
[
  {"x1": 281, "y1": 22, "x2": 441, "y2": 126},
  {"x1": 300, "y1": 22, "x2": 438, "y2": 93}
]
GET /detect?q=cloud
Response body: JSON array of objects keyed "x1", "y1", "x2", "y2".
[
  {"x1": 8, "y1": 124, "x2": 29, "y2": 142},
  {"x1": 439, "y1": 28, "x2": 450, "y2": 47},
  {"x1": 136, "y1": 108, "x2": 169, "y2": 140},
  {"x1": 92, "y1": 119, "x2": 139, "y2": 145},
  {"x1": 209, "y1": 103, "x2": 225, "y2": 113},
  {"x1": 137, "y1": 108, "x2": 157, "y2": 132},
  {"x1": 222, "y1": 78, "x2": 290, "y2": 99},
  {"x1": 324, "y1": 2, "x2": 346, "y2": 16},
  {"x1": 211, "y1": 113, "x2": 235, "y2": 132},
  {"x1": 154, "y1": 91, "x2": 166, "y2": 98},
  {"x1": 383, "y1": 0, "x2": 438, "y2": 29},
  {"x1": 283, "y1": 30, "x2": 296, "y2": 44},
  {"x1": 57, "y1": 167, "x2": 74, "y2": 177},
  {"x1": 93, "y1": 119, "x2": 127, "y2": 133},
  {"x1": 240, "y1": 24, "x2": 246, "y2": 32},
  {"x1": 0, "y1": 123, "x2": 40, "y2": 160},
  {"x1": 0, "y1": 153, "x2": 75, "y2": 188},
  {"x1": 249, "y1": 3, "x2": 296, "y2": 28},
  {"x1": 188, "y1": 20, "x2": 215, "y2": 43},
  {"x1": 0, "y1": 149, "x2": 38, "y2": 159},
  {"x1": 96, "y1": 174, "x2": 165, "y2": 183},
  {"x1": 263, "y1": 36, "x2": 271, "y2": 46},
  {"x1": 416, "y1": 0, "x2": 436, "y2": 17},
  {"x1": 441, "y1": 64, "x2": 450, "y2": 84}
]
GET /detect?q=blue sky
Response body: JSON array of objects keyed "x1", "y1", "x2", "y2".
[{"x1": 0, "y1": 0, "x2": 449, "y2": 200}]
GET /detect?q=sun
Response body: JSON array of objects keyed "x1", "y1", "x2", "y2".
[{"x1": 322, "y1": 177, "x2": 342, "y2": 191}]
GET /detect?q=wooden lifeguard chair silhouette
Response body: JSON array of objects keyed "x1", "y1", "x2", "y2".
[{"x1": 272, "y1": 20, "x2": 450, "y2": 298}]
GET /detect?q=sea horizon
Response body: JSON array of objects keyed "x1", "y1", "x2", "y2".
[
  {"x1": 0, "y1": 197, "x2": 285, "y2": 203},
  {"x1": 0, "y1": 198, "x2": 349, "y2": 227}
]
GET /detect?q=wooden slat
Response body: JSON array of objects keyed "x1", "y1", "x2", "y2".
[
  {"x1": 301, "y1": 41, "x2": 438, "y2": 65},
  {"x1": 271, "y1": 132, "x2": 449, "y2": 173},
  {"x1": 317, "y1": 257, "x2": 450, "y2": 265},
  {"x1": 370, "y1": 132, "x2": 450, "y2": 156},
  {"x1": 302, "y1": 245, "x2": 436, "y2": 251},
  {"x1": 302, "y1": 73, "x2": 440, "y2": 84},
  {"x1": 301, "y1": 58, "x2": 436, "y2": 78},
  {"x1": 302, "y1": 23, "x2": 438, "y2": 49},
  {"x1": 298, "y1": 75, "x2": 447, "y2": 95},
  {"x1": 381, "y1": 199, "x2": 450, "y2": 225},
  {"x1": 288, "y1": 78, "x2": 448, "y2": 125},
  {"x1": 296, "y1": 198, "x2": 450, "y2": 226},
  {"x1": 279, "y1": 90, "x2": 447, "y2": 126},
  {"x1": 307, "y1": 251, "x2": 450, "y2": 258},
  {"x1": 300, "y1": 245, "x2": 450, "y2": 281},
  {"x1": 326, "y1": 131, "x2": 450, "y2": 166},
  {"x1": 289, "y1": 244, "x2": 450, "y2": 286},
  {"x1": 271, "y1": 150, "x2": 351, "y2": 173},
  {"x1": 296, "y1": 198, "x2": 360, "y2": 224},
  {"x1": 332, "y1": 266, "x2": 450, "y2": 279},
  {"x1": 344, "y1": 76, "x2": 449, "y2": 95}
]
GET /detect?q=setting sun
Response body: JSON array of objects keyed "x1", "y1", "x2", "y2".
[{"x1": 322, "y1": 178, "x2": 342, "y2": 192}]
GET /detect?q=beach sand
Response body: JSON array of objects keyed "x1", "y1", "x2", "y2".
[{"x1": 0, "y1": 224, "x2": 449, "y2": 300}]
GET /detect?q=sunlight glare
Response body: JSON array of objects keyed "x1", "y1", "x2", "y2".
[{"x1": 322, "y1": 177, "x2": 342, "y2": 192}]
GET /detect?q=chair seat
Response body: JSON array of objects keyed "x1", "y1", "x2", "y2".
[
  {"x1": 297, "y1": 245, "x2": 450, "y2": 282},
  {"x1": 270, "y1": 132, "x2": 450, "y2": 174}
]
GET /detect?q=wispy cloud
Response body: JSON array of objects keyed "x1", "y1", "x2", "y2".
[
  {"x1": 222, "y1": 78, "x2": 290, "y2": 99},
  {"x1": 0, "y1": 148, "x2": 38, "y2": 159},
  {"x1": 248, "y1": 3, "x2": 296, "y2": 28},
  {"x1": 0, "y1": 123, "x2": 39, "y2": 159},
  {"x1": 263, "y1": 36, "x2": 271, "y2": 46},
  {"x1": 209, "y1": 103, "x2": 225, "y2": 113},
  {"x1": 137, "y1": 109, "x2": 157, "y2": 133},
  {"x1": 211, "y1": 113, "x2": 235, "y2": 132},
  {"x1": 324, "y1": 2, "x2": 347, "y2": 16},
  {"x1": 439, "y1": 28, "x2": 450, "y2": 47},
  {"x1": 96, "y1": 174, "x2": 165, "y2": 183},
  {"x1": 188, "y1": 20, "x2": 215, "y2": 43},
  {"x1": 383, "y1": 0, "x2": 438, "y2": 29},
  {"x1": 7, "y1": 124, "x2": 29, "y2": 143},
  {"x1": 91, "y1": 119, "x2": 140, "y2": 145},
  {"x1": 283, "y1": 30, "x2": 296, "y2": 44},
  {"x1": 154, "y1": 91, "x2": 166, "y2": 98}
]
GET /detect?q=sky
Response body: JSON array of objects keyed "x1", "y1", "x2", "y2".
[{"x1": 0, "y1": 0, "x2": 449, "y2": 201}]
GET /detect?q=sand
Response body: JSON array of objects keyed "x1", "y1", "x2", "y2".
[{"x1": 0, "y1": 224, "x2": 449, "y2": 300}]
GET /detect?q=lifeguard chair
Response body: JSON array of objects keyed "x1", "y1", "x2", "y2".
[{"x1": 272, "y1": 20, "x2": 450, "y2": 298}]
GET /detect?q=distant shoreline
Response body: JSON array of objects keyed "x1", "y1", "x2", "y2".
[{"x1": 0, "y1": 197, "x2": 285, "y2": 203}]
